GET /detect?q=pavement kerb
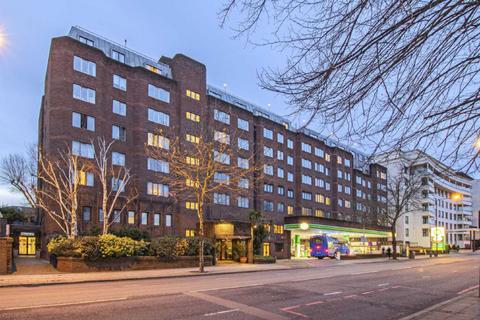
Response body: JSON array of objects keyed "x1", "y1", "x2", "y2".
[
  {"x1": 0, "y1": 254, "x2": 466, "y2": 289},
  {"x1": 398, "y1": 289, "x2": 479, "y2": 320}
]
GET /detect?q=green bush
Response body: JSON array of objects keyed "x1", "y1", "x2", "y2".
[
  {"x1": 232, "y1": 241, "x2": 247, "y2": 261},
  {"x1": 98, "y1": 234, "x2": 148, "y2": 258},
  {"x1": 47, "y1": 236, "x2": 82, "y2": 258},
  {"x1": 111, "y1": 227, "x2": 151, "y2": 241},
  {"x1": 150, "y1": 236, "x2": 187, "y2": 259},
  {"x1": 184, "y1": 237, "x2": 214, "y2": 257},
  {"x1": 80, "y1": 236, "x2": 101, "y2": 260}
]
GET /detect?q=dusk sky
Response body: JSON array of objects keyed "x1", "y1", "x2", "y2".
[{"x1": 0, "y1": 1, "x2": 289, "y2": 205}]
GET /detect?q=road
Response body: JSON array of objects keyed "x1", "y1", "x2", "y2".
[{"x1": 0, "y1": 255, "x2": 478, "y2": 319}]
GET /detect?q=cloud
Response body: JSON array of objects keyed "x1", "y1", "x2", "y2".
[{"x1": 0, "y1": 186, "x2": 25, "y2": 206}]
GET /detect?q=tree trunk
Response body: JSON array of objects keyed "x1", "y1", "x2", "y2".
[
  {"x1": 102, "y1": 179, "x2": 108, "y2": 235},
  {"x1": 391, "y1": 225, "x2": 397, "y2": 260},
  {"x1": 198, "y1": 205, "x2": 205, "y2": 273}
]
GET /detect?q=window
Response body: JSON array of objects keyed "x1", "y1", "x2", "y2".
[
  {"x1": 111, "y1": 178, "x2": 125, "y2": 193},
  {"x1": 214, "y1": 131, "x2": 230, "y2": 144},
  {"x1": 405, "y1": 228, "x2": 409, "y2": 237},
  {"x1": 302, "y1": 192, "x2": 312, "y2": 201},
  {"x1": 82, "y1": 207, "x2": 91, "y2": 221},
  {"x1": 405, "y1": 215, "x2": 409, "y2": 224},
  {"x1": 148, "y1": 108, "x2": 170, "y2": 126},
  {"x1": 165, "y1": 214, "x2": 172, "y2": 227},
  {"x1": 345, "y1": 159, "x2": 351, "y2": 167},
  {"x1": 146, "y1": 64, "x2": 161, "y2": 74},
  {"x1": 112, "y1": 152, "x2": 125, "y2": 166},
  {"x1": 287, "y1": 172, "x2": 294, "y2": 182},
  {"x1": 326, "y1": 197, "x2": 331, "y2": 205},
  {"x1": 277, "y1": 203, "x2": 285, "y2": 213},
  {"x1": 73, "y1": 84, "x2": 95, "y2": 104},
  {"x1": 237, "y1": 197, "x2": 249, "y2": 208},
  {"x1": 277, "y1": 167, "x2": 285, "y2": 178},
  {"x1": 287, "y1": 206, "x2": 294, "y2": 215},
  {"x1": 79, "y1": 36, "x2": 94, "y2": 46},
  {"x1": 314, "y1": 147, "x2": 324, "y2": 158},
  {"x1": 301, "y1": 159, "x2": 312, "y2": 169},
  {"x1": 345, "y1": 186, "x2": 351, "y2": 195},
  {"x1": 112, "y1": 50, "x2": 125, "y2": 63},
  {"x1": 314, "y1": 163, "x2": 324, "y2": 173},
  {"x1": 238, "y1": 178, "x2": 249, "y2": 189},
  {"x1": 263, "y1": 243, "x2": 270, "y2": 257},
  {"x1": 238, "y1": 118, "x2": 249, "y2": 131},
  {"x1": 72, "y1": 141, "x2": 94, "y2": 159},
  {"x1": 302, "y1": 175, "x2": 312, "y2": 185},
  {"x1": 147, "y1": 182, "x2": 169, "y2": 197},
  {"x1": 337, "y1": 170, "x2": 343, "y2": 179},
  {"x1": 238, "y1": 138, "x2": 249, "y2": 151},
  {"x1": 186, "y1": 89, "x2": 200, "y2": 101},
  {"x1": 148, "y1": 84, "x2": 170, "y2": 103},
  {"x1": 325, "y1": 153, "x2": 331, "y2": 162},
  {"x1": 287, "y1": 156, "x2": 293, "y2": 166},
  {"x1": 184, "y1": 134, "x2": 199, "y2": 144},
  {"x1": 264, "y1": 146, "x2": 273, "y2": 157},
  {"x1": 422, "y1": 216, "x2": 429, "y2": 224},
  {"x1": 141, "y1": 212, "x2": 148, "y2": 225},
  {"x1": 237, "y1": 157, "x2": 249, "y2": 169},
  {"x1": 274, "y1": 225, "x2": 284, "y2": 234},
  {"x1": 72, "y1": 112, "x2": 95, "y2": 131},
  {"x1": 356, "y1": 176, "x2": 363, "y2": 185},
  {"x1": 422, "y1": 228, "x2": 429, "y2": 237},
  {"x1": 113, "y1": 74, "x2": 127, "y2": 91},
  {"x1": 186, "y1": 201, "x2": 198, "y2": 210},
  {"x1": 301, "y1": 142, "x2": 312, "y2": 153},
  {"x1": 154, "y1": 213, "x2": 160, "y2": 226},
  {"x1": 302, "y1": 207, "x2": 312, "y2": 216},
  {"x1": 287, "y1": 189, "x2": 294, "y2": 198},
  {"x1": 315, "y1": 209, "x2": 324, "y2": 217},
  {"x1": 277, "y1": 150, "x2": 284, "y2": 161},
  {"x1": 112, "y1": 125, "x2": 126, "y2": 141},
  {"x1": 287, "y1": 139, "x2": 293, "y2": 149},
  {"x1": 214, "y1": 172, "x2": 230, "y2": 185},
  {"x1": 112, "y1": 100, "x2": 127, "y2": 116},
  {"x1": 345, "y1": 200, "x2": 351, "y2": 208},
  {"x1": 214, "y1": 151, "x2": 230, "y2": 165},
  {"x1": 315, "y1": 194, "x2": 325, "y2": 203},
  {"x1": 186, "y1": 156, "x2": 200, "y2": 166},
  {"x1": 337, "y1": 156, "x2": 342, "y2": 165},
  {"x1": 73, "y1": 56, "x2": 96, "y2": 76},
  {"x1": 325, "y1": 182, "x2": 331, "y2": 191},
  {"x1": 147, "y1": 158, "x2": 169, "y2": 173},
  {"x1": 148, "y1": 133, "x2": 170, "y2": 149},
  {"x1": 186, "y1": 229, "x2": 195, "y2": 237},
  {"x1": 214, "y1": 193, "x2": 230, "y2": 205},
  {"x1": 128, "y1": 211, "x2": 135, "y2": 224},
  {"x1": 315, "y1": 178, "x2": 325, "y2": 188},
  {"x1": 186, "y1": 111, "x2": 200, "y2": 122},
  {"x1": 338, "y1": 199, "x2": 344, "y2": 207},
  {"x1": 264, "y1": 165, "x2": 274, "y2": 176},
  {"x1": 338, "y1": 184, "x2": 343, "y2": 193},
  {"x1": 78, "y1": 171, "x2": 94, "y2": 187},
  {"x1": 264, "y1": 183, "x2": 273, "y2": 193},
  {"x1": 263, "y1": 128, "x2": 273, "y2": 140},
  {"x1": 277, "y1": 133, "x2": 284, "y2": 144},
  {"x1": 277, "y1": 186, "x2": 285, "y2": 195},
  {"x1": 263, "y1": 200, "x2": 274, "y2": 212},
  {"x1": 113, "y1": 210, "x2": 121, "y2": 223},
  {"x1": 214, "y1": 109, "x2": 230, "y2": 124}
]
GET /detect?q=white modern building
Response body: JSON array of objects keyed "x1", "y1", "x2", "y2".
[{"x1": 377, "y1": 150, "x2": 474, "y2": 249}]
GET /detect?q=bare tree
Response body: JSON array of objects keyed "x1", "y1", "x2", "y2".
[
  {"x1": 36, "y1": 148, "x2": 85, "y2": 239},
  {"x1": 0, "y1": 144, "x2": 37, "y2": 208},
  {"x1": 220, "y1": 0, "x2": 480, "y2": 172},
  {"x1": 385, "y1": 161, "x2": 424, "y2": 259},
  {"x1": 148, "y1": 125, "x2": 262, "y2": 272},
  {"x1": 93, "y1": 138, "x2": 137, "y2": 235}
]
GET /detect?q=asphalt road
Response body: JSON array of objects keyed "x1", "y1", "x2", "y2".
[{"x1": 0, "y1": 255, "x2": 478, "y2": 320}]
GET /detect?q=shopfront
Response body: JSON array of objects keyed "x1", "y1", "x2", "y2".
[{"x1": 284, "y1": 216, "x2": 390, "y2": 259}]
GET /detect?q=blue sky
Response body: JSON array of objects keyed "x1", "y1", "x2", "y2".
[{"x1": 0, "y1": 1, "x2": 290, "y2": 205}]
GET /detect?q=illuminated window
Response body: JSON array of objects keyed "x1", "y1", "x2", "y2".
[
  {"x1": 302, "y1": 207, "x2": 312, "y2": 216},
  {"x1": 146, "y1": 64, "x2": 160, "y2": 74},
  {"x1": 78, "y1": 171, "x2": 94, "y2": 187},
  {"x1": 287, "y1": 206, "x2": 294, "y2": 215},
  {"x1": 263, "y1": 243, "x2": 270, "y2": 257},
  {"x1": 315, "y1": 209, "x2": 324, "y2": 217},
  {"x1": 325, "y1": 153, "x2": 331, "y2": 162},
  {"x1": 128, "y1": 211, "x2": 135, "y2": 224},
  {"x1": 186, "y1": 89, "x2": 200, "y2": 101},
  {"x1": 337, "y1": 156, "x2": 342, "y2": 164},
  {"x1": 274, "y1": 225, "x2": 283, "y2": 234},
  {"x1": 186, "y1": 111, "x2": 200, "y2": 122},
  {"x1": 186, "y1": 201, "x2": 199, "y2": 210},
  {"x1": 186, "y1": 229, "x2": 195, "y2": 237},
  {"x1": 147, "y1": 182, "x2": 169, "y2": 197},
  {"x1": 186, "y1": 179, "x2": 199, "y2": 188},
  {"x1": 315, "y1": 194, "x2": 325, "y2": 203},
  {"x1": 214, "y1": 131, "x2": 230, "y2": 144},
  {"x1": 186, "y1": 156, "x2": 200, "y2": 166},
  {"x1": 148, "y1": 133, "x2": 170, "y2": 149},
  {"x1": 186, "y1": 134, "x2": 200, "y2": 144},
  {"x1": 345, "y1": 200, "x2": 351, "y2": 208},
  {"x1": 325, "y1": 197, "x2": 331, "y2": 205}
]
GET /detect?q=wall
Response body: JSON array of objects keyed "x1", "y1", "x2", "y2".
[{"x1": 0, "y1": 237, "x2": 13, "y2": 275}]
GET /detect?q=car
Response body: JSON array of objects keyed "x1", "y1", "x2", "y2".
[{"x1": 310, "y1": 235, "x2": 350, "y2": 259}]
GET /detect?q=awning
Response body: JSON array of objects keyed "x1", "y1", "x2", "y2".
[{"x1": 285, "y1": 223, "x2": 390, "y2": 237}]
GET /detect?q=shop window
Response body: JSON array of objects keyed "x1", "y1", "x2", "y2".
[{"x1": 263, "y1": 242, "x2": 270, "y2": 256}]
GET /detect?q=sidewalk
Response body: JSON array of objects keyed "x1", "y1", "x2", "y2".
[{"x1": 401, "y1": 290, "x2": 480, "y2": 320}]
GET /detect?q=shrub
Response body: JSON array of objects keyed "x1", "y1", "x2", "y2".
[
  {"x1": 80, "y1": 236, "x2": 101, "y2": 260},
  {"x1": 98, "y1": 234, "x2": 148, "y2": 258},
  {"x1": 253, "y1": 255, "x2": 276, "y2": 264},
  {"x1": 184, "y1": 237, "x2": 214, "y2": 257},
  {"x1": 111, "y1": 227, "x2": 151, "y2": 241},
  {"x1": 47, "y1": 236, "x2": 81, "y2": 258},
  {"x1": 150, "y1": 236, "x2": 187, "y2": 259},
  {"x1": 232, "y1": 241, "x2": 247, "y2": 261}
]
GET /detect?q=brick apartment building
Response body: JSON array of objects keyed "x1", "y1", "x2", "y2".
[{"x1": 38, "y1": 26, "x2": 389, "y2": 260}]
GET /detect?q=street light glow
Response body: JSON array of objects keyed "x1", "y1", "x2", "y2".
[
  {"x1": 475, "y1": 137, "x2": 480, "y2": 150},
  {"x1": 0, "y1": 26, "x2": 7, "y2": 52},
  {"x1": 451, "y1": 192, "x2": 463, "y2": 203}
]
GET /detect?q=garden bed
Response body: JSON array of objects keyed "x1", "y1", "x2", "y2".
[
  {"x1": 55, "y1": 255, "x2": 213, "y2": 273},
  {"x1": 253, "y1": 255, "x2": 276, "y2": 264}
]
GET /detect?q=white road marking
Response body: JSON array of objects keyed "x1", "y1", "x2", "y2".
[
  {"x1": 324, "y1": 291, "x2": 342, "y2": 296},
  {"x1": 204, "y1": 309, "x2": 239, "y2": 316},
  {"x1": 194, "y1": 283, "x2": 261, "y2": 292},
  {"x1": 280, "y1": 305, "x2": 308, "y2": 318},
  {"x1": 1, "y1": 297, "x2": 128, "y2": 311},
  {"x1": 361, "y1": 291, "x2": 374, "y2": 295},
  {"x1": 306, "y1": 300, "x2": 324, "y2": 306},
  {"x1": 377, "y1": 283, "x2": 390, "y2": 286},
  {"x1": 344, "y1": 294, "x2": 358, "y2": 299},
  {"x1": 457, "y1": 285, "x2": 479, "y2": 295}
]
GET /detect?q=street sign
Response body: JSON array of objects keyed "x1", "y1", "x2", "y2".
[{"x1": 431, "y1": 227, "x2": 445, "y2": 251}]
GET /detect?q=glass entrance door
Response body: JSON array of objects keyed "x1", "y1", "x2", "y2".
[
  {"x1": 218, "y1": 240, "x2": 233, "y2": 260},
  {"x1": 19, "y1": 236, "x2": 36, "y2": 255}
]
